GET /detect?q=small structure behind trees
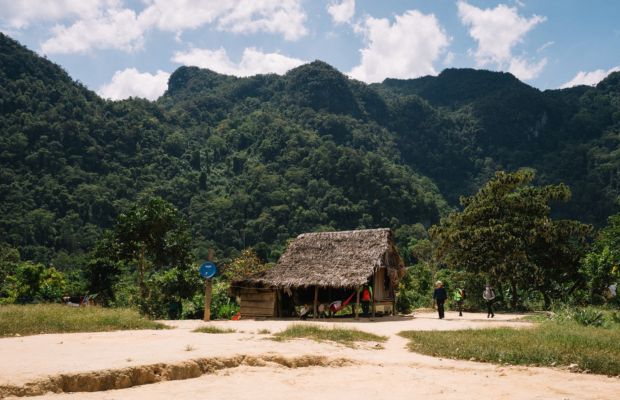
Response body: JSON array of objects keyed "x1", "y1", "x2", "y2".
[{"x1": 231, "y1": 228, "x2": 405, "y2": 319}]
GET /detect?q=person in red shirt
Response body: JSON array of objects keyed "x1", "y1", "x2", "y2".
[{"x1": 360, "y1": 284, "x2": 372, "y2": 316}]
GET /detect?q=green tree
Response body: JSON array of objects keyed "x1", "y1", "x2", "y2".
[
  {"x1": 222, "y1": 249, "x2": 271, "y2": 282},
  {"x1": 430, "y1": 170, "x2": 591, "y2": 309},
  {"x1": 84, "y1": 231, "x2": 122, "y2": 305},
  {"x1": 102, "y1": 197, "x2": 195, "y2": 315},
  {"x1": 582, "y1": 212, "x2": 620, "y2": 303},
  {"x1": 0, "y1": 260, "x2": 67, "y2": 304}
]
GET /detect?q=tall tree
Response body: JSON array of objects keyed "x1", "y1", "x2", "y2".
[
  {"x1": 110, "y1": 197, "x2": 194, "y2": 314},
  {"x1": 582, "y1": 212, "x2": 620, "y2": 302},
  {"x1": 430, "y1": 170, "x2": 591, "y2": 309}
]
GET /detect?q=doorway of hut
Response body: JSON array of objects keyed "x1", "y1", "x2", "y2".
[{"x1": 279, "y1": 286, "x2": 365, "y2": 319}]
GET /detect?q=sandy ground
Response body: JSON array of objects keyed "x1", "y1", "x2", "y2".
[{"x1": 1, "y1": 311, "x2": 618, "y2": 399}]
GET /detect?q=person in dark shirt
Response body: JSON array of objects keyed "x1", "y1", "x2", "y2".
[
  {"x1": 433, "y1": 281, "x2": 448, "y2": 319},
  {"x1": 483, "y1": 284, "x2": 496, "y2": 318}
]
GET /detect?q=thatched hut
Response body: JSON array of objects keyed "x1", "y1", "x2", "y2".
[{"x1": 232, "y1": 228, "x2": 405, "y2": 319}]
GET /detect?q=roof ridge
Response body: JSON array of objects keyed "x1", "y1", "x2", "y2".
[{"x1": 297, "y1": 228, "x2": 390, "y2": 238}]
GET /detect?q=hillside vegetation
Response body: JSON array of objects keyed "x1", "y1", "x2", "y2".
[{"x1": 1, "y1": 33, "x2": 619, "y2": 313}]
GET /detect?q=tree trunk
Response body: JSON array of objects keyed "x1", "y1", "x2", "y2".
[
  {"x1": 137, "y1": 245, "x2": 148, "y2": 300},
  {"x1": 542, "y1": 291, "x2": 551, "y2": 310},
  {"x1": 510, "y1": 280, "x2": 518, "y2": 310}
]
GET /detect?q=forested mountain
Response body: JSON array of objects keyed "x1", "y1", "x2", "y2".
[{"x1": 1, "y1": 33, "x2": 618, "y2": 269}]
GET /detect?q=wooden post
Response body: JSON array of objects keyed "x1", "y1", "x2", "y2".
[
  {"x1": 313, "y1": 286, "x2": 319, "y2": 320},
  {"x1": 203, "y1": 280, "x2": 212, "y2": 321},
  {"x1": 203, "y1": 249, "x2": 214, "y2": 322},
  {"x1": 371, "y1": 274, "x2": 376, "y2": 320},
  {"x1": 355, "y1": 286, "x2": 360, "y2": 320},
  {"x1": 276, "y1": 289, "x2": 283, "y2": 318},
  {"x1": 392, "y1": 286, "x2": 396, "y2": 316}
]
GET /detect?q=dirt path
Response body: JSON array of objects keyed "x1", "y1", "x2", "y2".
[{"x1": 1, "y1": 311, "x2": 618, "y2": 399}]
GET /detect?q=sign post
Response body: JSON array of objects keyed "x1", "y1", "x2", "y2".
[
  {"x1": 199, "y1": 253, "x2": 217, "y2": 322},
  {"x1": 204, "y1": 279, "x2": 212, "y2": 321}
]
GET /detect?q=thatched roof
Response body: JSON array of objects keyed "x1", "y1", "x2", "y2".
[{"x1": 253, "y1": 228, "x2": 404, "y2": 288}]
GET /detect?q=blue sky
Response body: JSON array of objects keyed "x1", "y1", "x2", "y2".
[{"x1": 2, "y1": 0, "x2": 619, "y2": 100}]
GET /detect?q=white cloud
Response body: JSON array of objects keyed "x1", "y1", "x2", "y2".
[
  {"x1": 327, "y1": 0, "x2": 355, "y2": 25},
  {"x1": 508, "y1": 57, "x2": 547, "y2": 81},
  {"x1": 215, "y1": 0, "x2": 307, "y2": 40},
  {"x1": 0, "y1": 0, "x2": 115, "y2": 28},
  {"x1": 41, "y1": 7, "x2": 146, "y2": 54},
  {"x1": 172, "y1": 47, "x2": 306, "y2": 76},
  {"x1": 137, "y1": 0, "x2": 227, "y2": 31},
  {"x1": 139, "y1": 0, "x2": 307, "y2": 40},
  {"x1": 35, "y1": 0, "x2": 308, "y2": 54},
  {"x1": 537, "y1": 41, "x2": 554, "y2": 53},
  {"x1": 457, "y1": 1, "x2": 547, "y2": 80},
  {"x1": 443, "y1": 51, "x2": 456, "y2": 66},
  {"x1": 98, "y1": 68, "x2": 170, "y2": 100},
  {"x1": 560, "y1": 66, "x2": 620, "y2": 88},
  {"x1": 349, "y1": 10, "x2": 450, "y2": 83}
]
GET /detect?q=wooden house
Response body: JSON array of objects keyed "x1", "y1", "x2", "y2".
[{"x1": 231, "y1": 228, "x2": 405, "y2": 319}]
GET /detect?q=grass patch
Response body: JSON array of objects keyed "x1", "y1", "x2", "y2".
[
  {"x1": 272, "y1": 324, "x2": 387, "y2": 346},
  {"x1": 257, "y1": 329, "x2": 271, "y2": 334},
  {"x1": 399, "y1": 321, "x2": 620, "y2": 375},
  {"x1": 0, "y1": 304, "x2": 168, "y2": 337},
  {"x1": 520, "y1": 313, "x2": 550, "y2": 322},
  {"x1": 193, "y1": 325, "x2": 236, "y2": 334}
]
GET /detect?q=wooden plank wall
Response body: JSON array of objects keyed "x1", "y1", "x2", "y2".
[
  {"x1": 374, "y1": 267, "x2": 388, "y2": 300},
  {"x1": 239, "y1": 289, "x2": 276, "y2": 318}
]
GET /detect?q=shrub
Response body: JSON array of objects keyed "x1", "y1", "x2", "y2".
[
  {"x1": 180, "y1": 280, "x2": 239, "y2": 320},
  {"x1": 573, "y1": 308, "x2": 605, "y2": 327},
  {"x1": 396, "y1": 263, "x2": 433, "y2": 313},
  {"x1": 609, "y1": 310, "x2": 620, "y2": 323},
  {"x1": 0, "y1": 262, "x2": 67, "y2": 304}
]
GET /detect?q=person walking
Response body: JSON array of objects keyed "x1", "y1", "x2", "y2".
[
  {"x1": 433, "y1": 281, "x2": 447, "y2": 319},
  {"x1": 483, "y1": 284, "x2": 496, "y2": 318},
  {"x1": 453, "y1": 286, "x2": 465, "y2": 317}
]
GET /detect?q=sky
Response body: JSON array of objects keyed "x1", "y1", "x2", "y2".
[{"x1": 1, "y1": 0, "x2": 619, "y2": 101}]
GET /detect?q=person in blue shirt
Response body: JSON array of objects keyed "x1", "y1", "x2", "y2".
[{"x1": 433, "y1": 281, "x2": 448, "y2": 319}]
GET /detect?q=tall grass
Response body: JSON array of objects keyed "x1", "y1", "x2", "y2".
[
  {"x1": 399, "y1": 320, "x2": 620, "y2": 375},
  {"x1": 0, "y1": 304, "x2": 168, "y2": 337},
  {"x1": 272, "y1": 324, "x2": 387, "y2": 346}
]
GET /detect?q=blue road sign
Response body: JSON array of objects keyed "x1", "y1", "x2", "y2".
[{"x1": 199, "y1": 262, "x2": 217, "y2": 279}]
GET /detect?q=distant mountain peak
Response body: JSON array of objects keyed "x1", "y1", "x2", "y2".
[
  {"x1": 380, "y1": 67, "x2": 537, "y2": 107},
  {"x1": 596, "y1": 70, "x2": 620, "y2": 93}
]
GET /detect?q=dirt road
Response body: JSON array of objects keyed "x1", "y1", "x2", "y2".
[{"x1": 1, "y1": 311, "x2": 618, "y2": 399}]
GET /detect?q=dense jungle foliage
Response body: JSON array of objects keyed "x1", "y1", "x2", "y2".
[{"x1": 1, "y1": 34, "x2": 618, "y2": 315}]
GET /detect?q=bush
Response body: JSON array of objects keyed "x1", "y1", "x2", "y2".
[
  {"x1": 0, "y1": 261, "x2": 67, "y2": 304},
  {"x1": 396, "y1": 263, "x2": 433, "y2": 313},
  {"x1": 550, "y1": 306, "x2": 619, "y2": 328},
  {"x1": 573, "y1": 308, "x2": 605, "y2": 327},
  {"x1": 180, "y1": 280, "x2": 239, "y2": 320},
  {"x1": 210, "y1": 280, "x2": 239, "y2": 319}
]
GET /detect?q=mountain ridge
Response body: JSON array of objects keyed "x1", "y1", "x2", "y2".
[{"x1": 1, "y1": 33, "x2": 618, "y2": 267}]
